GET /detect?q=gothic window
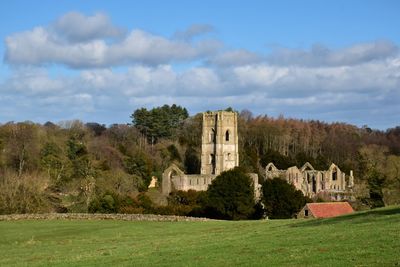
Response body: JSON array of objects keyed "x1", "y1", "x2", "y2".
[
  {"x1": 210, "y1": 153, "x2": 216, "y2": 174},
  {"x1": 225, "y1": 130, "x2": 230, "y2": 141},
  {"x1": 210, "y1": 128, "x2": 215, "y2": 143},
  {"x1": 312, "y1": 176, "x2": 316, "y2": 193},
  {"x1": 332, "y1": 168, "x2": 337, "y2": 181}
]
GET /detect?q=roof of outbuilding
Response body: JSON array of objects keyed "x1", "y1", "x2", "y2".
[{"x1": 306, "y1": 202, "x2": 354, "y2": 218}]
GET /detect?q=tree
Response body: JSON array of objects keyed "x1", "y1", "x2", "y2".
[
  {"x1": 123, "y1": 152, "x2": 152, "y2": 190},
  {"x1": 357, "y1": 145, "x2": 387, "y2": 208},
  {"x1": 203, "y1": 167, "x2": 255, "y2": 220},
  {"x1": 260, "y1": 150, "x2": 295, "y2": 169},
  {"x1": 2, "y1": 122, "x2": 40, "y2": 176},
  {"x1": 131, "y1": 104, "x2": 188, "y2": 142},
  {"x1": 40, "y1": 142, "x2": 65, "y2": 182},
  {"x1": 85, "y1": 122, "x2": 106, "y2": 136},
  {"x1": 261, "y1": 178, "x2": 310, "y2": 219}
]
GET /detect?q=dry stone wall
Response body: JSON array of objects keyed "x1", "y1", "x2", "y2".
[{"x1": 0, "y1": 213, "x2": 213, "y2": 222}]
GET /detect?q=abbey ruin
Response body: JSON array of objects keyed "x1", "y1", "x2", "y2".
[
  {"x1": 162, "y1": 110, "x2": 354, "y2": 201},
  {"x1": 162, "y1": 111, "x2": 259, "y2": 197},
  {"x1": 265, "y1": 162, "x2": 354, "y2": 200}
]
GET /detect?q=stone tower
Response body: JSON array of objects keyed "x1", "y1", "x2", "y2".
[{"x1": 201, "y1": 111, "x2": 239, "y2": 175}]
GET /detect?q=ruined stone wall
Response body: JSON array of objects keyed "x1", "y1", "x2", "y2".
[
  {"x1": 171, "y1": 174, "x2": 216, "y2": 191},
  {"x1": 265, "y1": 162, "x2": 354, "y2": 200}
]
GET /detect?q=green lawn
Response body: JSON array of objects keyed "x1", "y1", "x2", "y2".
[{"x1": 0, "y1": 206, "x2": 399, "y2": 267}]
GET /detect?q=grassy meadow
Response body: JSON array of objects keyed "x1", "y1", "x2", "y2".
[{"x1": 0, "y1": 206, "x2": 399, "y2": 266}]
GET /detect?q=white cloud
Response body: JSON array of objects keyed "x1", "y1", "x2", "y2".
[
  {"x1": 233, "y1": 64, "x2": 289, "y2": 88},
  {"x1": 1, "y1": 11, "x2": 400, "y2": 129},
  {"x1": 108, "y1": 30, "x2": 221, "y2": 65},
  {"x1": 4, "y1": 13, "x2": 221, "y2": 68},
  {"x1": 2, "y1": 53, "x2": 399, "y2": 128},
  {"x1": 4, "y1": 27, "x2": 109, "y2": 67},
  {"x1": 174, "y1": 24, "x2": 214, "y2": 40},
  {"x1": 267, "y1": 41, "x2": 398, "y2": 67},
  {"x1": 53, "y1": 12, "x2": 123, "y2": 42},
  {"x1": 208, "y1": 49, "x2": 263, "y2": 66},
  {"x1": 4, "y1": 68, "x2": 66, "y2": 95}
]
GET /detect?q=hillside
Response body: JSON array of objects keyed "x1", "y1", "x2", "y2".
[
  {"x1": 1, "y1": 106, "x2": 400, "y2": 215},
  {"x1": 0, "y1": 206, "x2": 399, "y2": 266}
]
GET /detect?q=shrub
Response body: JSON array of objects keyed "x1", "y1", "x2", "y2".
[
  {"x1": 202, "y1": 167, "x2": 255, "y2": 220},
  {"x1": 88, "y1": 193, "x2": 117, "y2": 213},
  {"x1": 159, "y1": 190, "x2": 206, "y2": 216},
  {"x1": 261, "y1": 178, "x2": 311, "y2": 219},
  {"x1": 0, "y1": 172, "x2": 51, "y2": 214}
]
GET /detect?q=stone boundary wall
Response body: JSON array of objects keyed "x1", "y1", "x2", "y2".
[{"x1": 0, "y1": 213, "x2": 213, "y2": 222}]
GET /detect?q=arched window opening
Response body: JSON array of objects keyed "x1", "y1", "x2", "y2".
[
  {"x1": 169, "y1": 170, "x2": 178, "y2": 180},
  {"x1": 210, "y1": 154, "x2": 215, "y2": 164},
  {"x1": 225, "y1": 130, "x2": 230, "y2": 141},
  {"x1": 210, "y1": 154, "x2": 216, "y2": 174},
  {"x1": 312, "y1": 176, "x2": 316, "y2": 193},
  {"x1": 210, "y1": 128, "x2": 215, "y2": 143},
  {"x1": 332, "y1": 168, "x2": 337, "y2": 181}
]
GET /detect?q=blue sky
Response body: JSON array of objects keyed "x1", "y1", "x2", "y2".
[{"x1": 1, "y1": 0, "x2": 399, "y2": 129}]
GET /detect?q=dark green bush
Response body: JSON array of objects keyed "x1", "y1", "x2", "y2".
[
  {"x1": 202, "y1": 167, "x2": 255, "y2": 220},
  {"x1": 261, "y1": 178, "x2": 311, "y2": 219}
]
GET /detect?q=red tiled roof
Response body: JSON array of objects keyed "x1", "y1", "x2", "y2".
[{"x1": 307, "y1": 202, "x2": 354, "y2": 218}]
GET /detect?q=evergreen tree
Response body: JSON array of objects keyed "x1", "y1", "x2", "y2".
[
  {"x1": 261, "y1": 178, "x2": 310, "y2": 219},
  {"x1": 131, "y1": 104, "x2": 188, "y2": 142},
  {"x1": 203, "y1": 167, "x2": 255, "y2": 220}
]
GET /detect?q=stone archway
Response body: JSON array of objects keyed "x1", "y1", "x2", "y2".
[{"x1": 162, "y1": 164, "x2": 185, "y2": 195}]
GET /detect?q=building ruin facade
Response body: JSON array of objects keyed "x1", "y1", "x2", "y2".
[
  {"x1": 162, "y1": 110, "x2": 353, "y2": 202},
  {"x1": 265, "y1": 162, "x2": 354, "y2": 200}
]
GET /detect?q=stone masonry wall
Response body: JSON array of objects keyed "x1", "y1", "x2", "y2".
[{"x1": 0, "y1": 213, "x2": 213, "y2": 222}]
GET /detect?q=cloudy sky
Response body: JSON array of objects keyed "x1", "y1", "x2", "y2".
[{"x1": 0, "y1": 0, "x2": 399, "y2": 129}]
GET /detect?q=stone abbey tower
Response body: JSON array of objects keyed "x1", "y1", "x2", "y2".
[
  {"x1": 162, "y1": 110, "x2": 247, "y2": 196},
  {"x1": 201, "y1": 111, "x2": 239, "y2": 175}
]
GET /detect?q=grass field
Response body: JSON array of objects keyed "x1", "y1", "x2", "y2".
[{"x1": 0, "y1": 206, "x2": 399, "y2": 266}]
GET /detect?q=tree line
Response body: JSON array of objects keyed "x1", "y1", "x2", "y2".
[{"x1": 0, "y1": 104, "x2": 399, "y2": 215}]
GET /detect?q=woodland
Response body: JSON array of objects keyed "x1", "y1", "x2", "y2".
[{"x1": 0, "y1": 104, "x2": 399, "y2": 216}]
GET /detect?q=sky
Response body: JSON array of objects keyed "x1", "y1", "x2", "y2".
[{"x1": 0, "y1": 0, "x2": 399, "y2": 129}]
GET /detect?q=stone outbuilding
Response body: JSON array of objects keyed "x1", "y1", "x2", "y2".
[{"x1": 297, "y1": 202, "x2": 354, "y2": 219}]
